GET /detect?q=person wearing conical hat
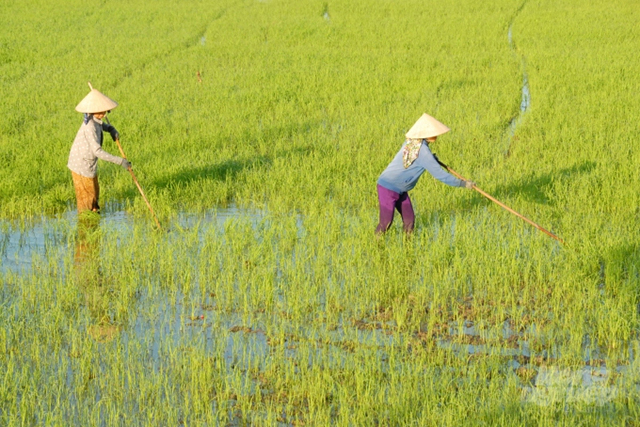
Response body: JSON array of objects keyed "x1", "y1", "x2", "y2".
[
  {"x1": 68, "y1": 84, "x2": 131, "y2": 213},
  {"x1": 375, "y1": 113, "x2": 475, "y2": 234}
]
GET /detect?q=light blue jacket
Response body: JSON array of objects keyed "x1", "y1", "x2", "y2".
[{"x1": 377, "y1": 140, "x2": 464, "y2": 194}]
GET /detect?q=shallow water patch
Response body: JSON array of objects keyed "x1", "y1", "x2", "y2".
[
  {"x1": 505, "y1": 19, "x2": 531, "y2": 156},
  {"x1": 523, "y1": 365, "x2": 625, "y2": 406},
  {"x1": 0, "y1": 206, "x2": 264, "y2": 275}
]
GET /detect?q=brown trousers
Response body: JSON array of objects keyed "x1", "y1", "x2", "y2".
[{"x1": 71, "y1": 171, "x2": 100, "y2": 213}]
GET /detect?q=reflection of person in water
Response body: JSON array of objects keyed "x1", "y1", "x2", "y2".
[{"x1": 74, "y1": 212, "x2": 121, "y2": 342}]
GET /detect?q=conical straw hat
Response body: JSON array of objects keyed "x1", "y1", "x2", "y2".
[
  {"x1": 405, "y1": 113, "x2": 450, "y2": 139},
  {"x1": 75, "y1": 83, "x2": 118, "y2": 114}
]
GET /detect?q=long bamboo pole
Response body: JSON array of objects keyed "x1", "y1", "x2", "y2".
[
  {"x1": 438, "y1": 159, "x2": 564, "y2": 244},
  {"x1": 105, "y1": 118, "x2": 163, "y2": 230}
]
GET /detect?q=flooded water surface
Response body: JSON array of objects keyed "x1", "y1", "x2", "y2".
[{"x1": 1, "y1": 206, "x2": 638, "y2": 416}]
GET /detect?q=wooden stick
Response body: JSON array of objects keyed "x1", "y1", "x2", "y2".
[
  {"x1": 104, "y1": 118, "x2": 162, "y2": 230},
  {"x1": 444, "y1": 164, "x2": 564, "y2": 244},
  {"x1": 114, "y1": 138, "x2": 162, "y2": 230}
]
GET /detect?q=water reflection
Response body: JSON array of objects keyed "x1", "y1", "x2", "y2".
[
  {"x1": 524, "y1": 365, "x2": 622, "y2": 406},
  {"x1": 0, "y1": 206, "x2": 263, "y2": 274},
  {"x1": 74, "y1": 212, "x2": 123, "y2": 342},
  {"x1": 433, "y1": 318, "x2": 639, "y2": 405},
  {"x1": 2, "y1": 207, "x2": 638, "y2": 406}
]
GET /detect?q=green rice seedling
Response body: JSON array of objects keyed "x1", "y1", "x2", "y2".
[{"x1": 2, "y1": 0, "x2": 640, "y2": 424}]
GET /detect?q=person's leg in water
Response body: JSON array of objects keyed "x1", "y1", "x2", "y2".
[
  {"x1": 72, "y1": 171, "x2": 100, "y2": 213},
  {"x1": 376, "y1": 184, "x2": 401, "y2": 234}
]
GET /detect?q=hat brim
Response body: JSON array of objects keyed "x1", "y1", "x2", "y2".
[
  {"x1": 405, "y1": 113, "x2": 450, "y2": 139},
  {"x1": 75, "y1": 89, "x2": 118, "y2": 114}
]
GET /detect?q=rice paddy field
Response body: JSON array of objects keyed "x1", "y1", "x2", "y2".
[{"x1": 1, "y1": 0, "x2": 640, "y2": 424}]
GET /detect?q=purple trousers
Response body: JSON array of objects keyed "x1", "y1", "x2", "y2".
[{"x1": 375, "y1": 184, "x2": 415, "y2": 234}]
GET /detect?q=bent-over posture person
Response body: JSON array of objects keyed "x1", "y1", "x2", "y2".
[
  {"x1": 68, "y1": 85, "x2": 131, "y2": 213},
  {"x1": 376, "y1": 113, "x2": 475, "y2": 234}
]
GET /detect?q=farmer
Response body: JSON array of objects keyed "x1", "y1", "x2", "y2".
[
  {"x1": 375, "y1": 113, "x2": 475, "y2": 234},
  {"x1": 68, "y1": 84, "x2": 131, "y2": 213}
]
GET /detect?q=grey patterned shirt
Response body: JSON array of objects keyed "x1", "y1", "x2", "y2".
[{"x1": 67, "y1": 115, "x2": 124, "y2": 178}]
